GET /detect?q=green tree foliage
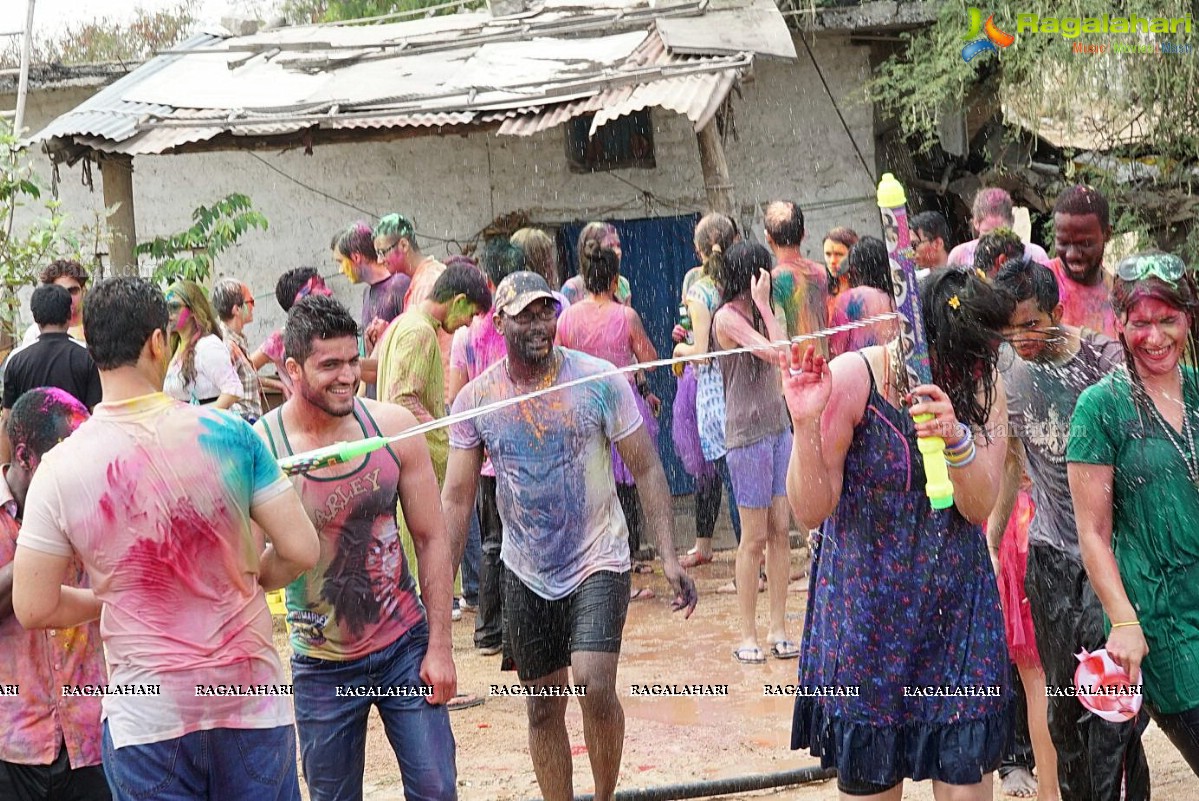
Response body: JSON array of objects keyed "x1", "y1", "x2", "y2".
[
  {"x1": 1, "y1": 2, "x2": 198, "y2": 67},
  {"x1": 0, "y1": 122, "x2": 91, "y2": 349},
  {"x1": 136, "y1": 194, "x2": 269, "y2": 286},
  {"x1": 870, "y1": 0, "x2": 1199, "y2": 257}
]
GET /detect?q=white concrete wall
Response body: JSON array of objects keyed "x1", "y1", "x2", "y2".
[{"x1": 4, "y1": 33, "x2": 878, "y2": 349}]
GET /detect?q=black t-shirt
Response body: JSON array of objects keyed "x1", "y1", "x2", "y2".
[{"x1": 2, "y1": 332, "x2": 102, "y2": 411}]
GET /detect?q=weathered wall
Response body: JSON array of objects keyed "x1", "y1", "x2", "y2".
[{"x1": 4, "y1": 33, "x2": 878, "y2": 346}]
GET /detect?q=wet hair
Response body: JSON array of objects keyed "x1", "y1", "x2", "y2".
[
  {"x1": 972, "y1": 188, "x2": 1014, "y2": 226},
  {"x1": 39, "y1": 259, "x2": 89, "y2": 288},
  {"x1": 844, "y1": 236, "x2": 893, "y2": 295},
  {"x1": 83, "y1": 277, "x2": 168, "y2": 371},
  {"x1": 994, "y1": 258, "x2": 1059, "y2": 316},
  {"x1": 824, "y1": 227, "x2": 859, "y2": 250},
  {"x1": 374, "y1": 213, "x2": 419, "y2": 250},
  {"x1": 918, "y1": 269, "x2": 1007, "y2": 431},
  {"x1": 284, "y1": 295, "x2": 360, "y2": 364},
  {"x1": 580, "y1": 240, "x2": 620, "y2": 295},
  {"x1": 1053, "y1": 184, "x2": 1110, "y2": 231},
  {"x1": 1111, "y1": 252, "x2": 1199, "y2": 409},
  {"x1": 764, "y1": 201, "x2": 804, "y2": 247},
  {"x1": 479, "y1": 238, "x2": 527, "y2": 288},
  {"x1": 332, "y1": 221, "x2": 378, "y2": 261},
  {"x1": 431, "y1": 262, "x2": 493, "y2": 310},
  {"x1": 167, "y1": 280, "x2": 224, "y2": 389},
  {"x1": 275, "y1": 267, "x2": 321, "y2": 312},
  {"x1": 511, "y1": 228, "x2": 558, "y2": 289},
  {"x1": 973, "y1": 228, "x2": 1025, "y2": 278},
  {"x1": 693, "y1": 212, "x2": 738, "y2": 282},
  {"x1": 911, "y1": 211, "x2": 950, "y2": 248},
  {"x1": 6, "y1": 387, "x2": 88, "y2": 462},
  {"x1": 717, "y1": 241, "x2": 775, "y2": 336},
  {"x1": 824, "y1": 227, "x2": 860, "y2": 294},
  {"x1": 444, "y1": 254, "x2": 479, "y2": 271},
  {"x1": 211, "y1": 278, "x2": 248, "y2": 321},
  {"x1": 30, "y1": 284, "x2": 72, "y2": 327}
]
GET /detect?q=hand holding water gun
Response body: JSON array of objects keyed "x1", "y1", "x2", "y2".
[{"x1": 877, "y1": 173, "x2": 954, "y2": 510}]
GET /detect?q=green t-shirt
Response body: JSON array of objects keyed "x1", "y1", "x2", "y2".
[{"x1": 1068, "y1": 366, "x2": 1199, "y2": 713}]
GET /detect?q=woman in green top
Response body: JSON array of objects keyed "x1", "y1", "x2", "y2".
[{"x1": 1068, "y1": 252, "x2": 1199, "y2": 775}]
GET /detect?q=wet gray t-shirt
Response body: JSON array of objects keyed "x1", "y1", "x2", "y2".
[{"x1": 1002, "y1": 332, "x2": 1124, "y2": 560}]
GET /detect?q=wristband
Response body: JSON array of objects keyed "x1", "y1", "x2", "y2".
[{"x1": 1110, "y1": 620, "x2": 1141, "y2": 629}]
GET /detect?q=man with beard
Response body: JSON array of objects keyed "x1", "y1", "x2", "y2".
[
  {"x1": 991, "y1": 260, "x2": 1148, "y2": 801},
  {"x1": 1046, "y1": 185, "x2": 1116, "y2": 337},
  {"x1": 14, "y1": 277, "x2": 318, "y2": 801},
  {"x1": 255, "y1": 295, "x2": 457, "y2": 801},
  {"x1": 442, "y1": 271, "x2": 697, "y2": 801}
]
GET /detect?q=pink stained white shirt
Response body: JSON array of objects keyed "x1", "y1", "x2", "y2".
[
  {"x1": 0, "y1": 472, "x2": 107, "y2": 769},
  {"x1": 17, "y1": 393, "x2": 296, "y2": 749}
]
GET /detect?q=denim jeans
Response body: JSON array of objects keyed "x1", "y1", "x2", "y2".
[
  {"x1": 291, "y1": 622, "x2": 457, "y2": 801},
  {"x1": 101, "y1": 722, "x2": 299, "y2": 801}
]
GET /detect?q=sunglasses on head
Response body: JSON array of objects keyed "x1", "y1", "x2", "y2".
[{"x1": 1117, "y1": 253, "x2": 1187, "y2": 285}]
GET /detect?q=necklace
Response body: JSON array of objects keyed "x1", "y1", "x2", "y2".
[{"x1": 1148, "y1": 369, "x2": 1199, "y2": 490}]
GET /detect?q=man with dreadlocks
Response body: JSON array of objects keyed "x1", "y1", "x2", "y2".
[
  {"x1": 992, "y1": 259, "x2": 1147, "y2": 801},
  {"x1": 1070, "y1": 252, "x2": 1199, "y2": 776}
]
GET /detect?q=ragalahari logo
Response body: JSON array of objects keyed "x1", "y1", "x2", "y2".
[{"x1": 962, "y1": 8, "x2": 1015, "y2": 61}]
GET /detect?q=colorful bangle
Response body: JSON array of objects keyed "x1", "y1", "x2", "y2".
[
  {"x1": 945, "y1": 439, "x2": 977, "y2": 468},
  {"x1": 1110, "y1": 620, "x2": 1141, "y2": 629},
  {"x1": 944, "y1": 423, "x2": 972, "y2": 453}
]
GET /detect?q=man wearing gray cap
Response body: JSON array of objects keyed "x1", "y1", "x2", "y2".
[{"x1": 442, "y1": 271, "x2": 696, "y2": 801}]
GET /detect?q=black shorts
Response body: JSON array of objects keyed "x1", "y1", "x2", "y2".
[
  {"x1": 503, "y1": 568, "x2": 630, "y2": 682},
  {"x1": 0, "y1": 742, "x2": 111, "y2": 801}
]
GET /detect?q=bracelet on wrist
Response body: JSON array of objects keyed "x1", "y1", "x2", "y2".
[
  {"x1": 945, "y1": 441, "x2": 977, "y2": 469},
  {"x1": 944, "y1": 422, "x2": 972, "y2": 452},
  {"x1": 1110, "y1": 620, "x2": 1141, "y2": 629}
]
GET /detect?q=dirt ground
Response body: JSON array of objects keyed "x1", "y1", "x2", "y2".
[{"x1": 273, "y1": 549, "x2": 1196, "y2": 801}]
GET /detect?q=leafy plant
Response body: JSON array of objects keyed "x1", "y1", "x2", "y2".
[
  {"x1": 136, "y1": 194, "x2": 269, "y2": 285},
  {"x1": 869, "y1": 0, "x2": 1199, "y2": 259},
  {"x1": 0, "y1": 122, "x2": 89, "y2": 351},
  {"x1": 1, "y1": 2, "x2": 198, "y2": 67}
]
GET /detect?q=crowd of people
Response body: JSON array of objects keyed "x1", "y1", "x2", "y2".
[{"x1": 0, "y1": 187, "x2": 1197, "y2": 801}]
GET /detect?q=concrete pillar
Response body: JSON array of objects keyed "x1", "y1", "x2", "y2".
[{"x1": 100, "y1": 154, "x2": 137, "y2": 275}]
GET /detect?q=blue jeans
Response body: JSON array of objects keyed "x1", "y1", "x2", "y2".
[
  {"x1": 101, "y1": 722, "x2": 299, "y2": 801},
  {"x1": 461, "y1": 503, "x2": 481, "y2": 605},
  {"x1": 291, "y1": 623, "x2": 457, "y2": 801}
]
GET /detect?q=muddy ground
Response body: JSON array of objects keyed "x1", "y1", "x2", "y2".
[{"x1": 275, "y1": 548, "x2": 1195, "y2": 801}]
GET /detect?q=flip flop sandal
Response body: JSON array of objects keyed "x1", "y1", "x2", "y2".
[
  {"x1": 447, "y1": 692, "x2": 485, "y2": 711},
  {"x1": 733, "y1": 646, "x2": 767, "y2": 664},
  {"x1": 679, "y1": 551, "x2": 714, "y2": 568},
  {"x1": 630, "y1": 587, "x2": 656, "y2": 601},
  {"x1": 632, "y1": 561, "x2": 655, "y2": 574},
  {"x1": 769, "y1": 641, "x2": 800, "y2": 660}
]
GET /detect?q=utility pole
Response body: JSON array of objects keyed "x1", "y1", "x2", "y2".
[{"x1": 1, "y1": 0, "x2": 36, "y2": 136}]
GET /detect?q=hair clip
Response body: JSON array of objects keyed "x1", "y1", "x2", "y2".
[{"x1": 948, "y1": 295, "x2": 961, "y2": 310}]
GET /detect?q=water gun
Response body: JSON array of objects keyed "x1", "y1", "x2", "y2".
[
  {"x1": 277, "y1": 437, "x2": 392, "y2": 475},
  {"x1": 876, "y1": 173, "x2": 954, "y2": 511}
]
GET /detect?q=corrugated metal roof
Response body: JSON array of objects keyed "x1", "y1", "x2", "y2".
[{"x1": 30, "y1": 0, "x2": 794, "y2": 159}]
